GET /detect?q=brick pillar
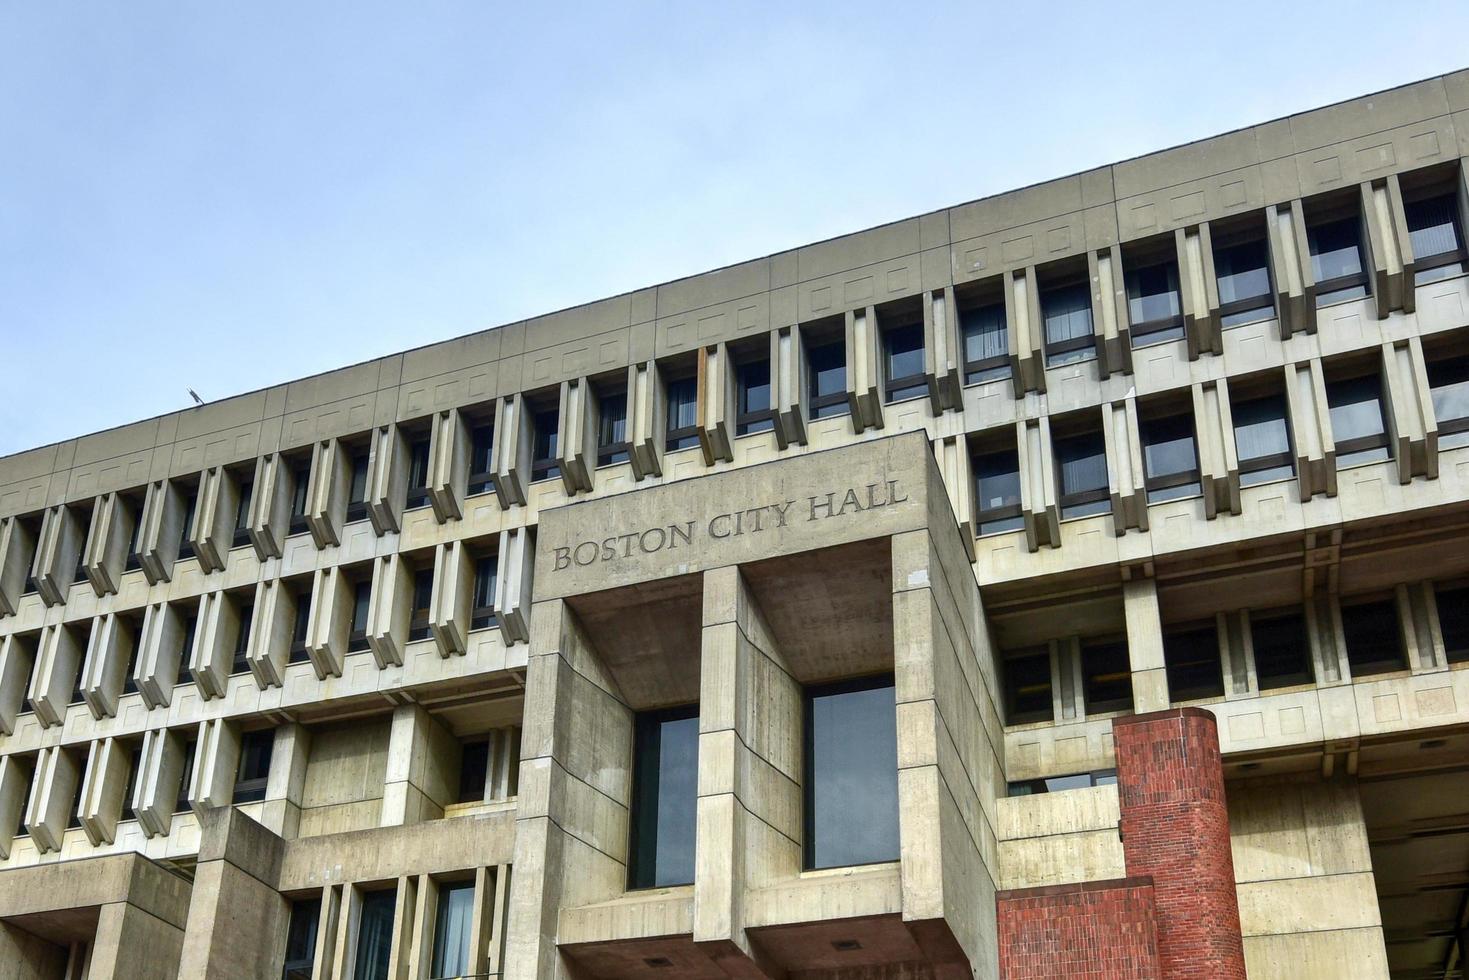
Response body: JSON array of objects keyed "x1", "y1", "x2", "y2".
[{"x1": 1113, "y1": 708, "x2": 1245, "y2": 980}]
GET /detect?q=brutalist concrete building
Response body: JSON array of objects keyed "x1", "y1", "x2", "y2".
[{"x1": 2, "y1": 69, "x2": 1469, "y2": 980}]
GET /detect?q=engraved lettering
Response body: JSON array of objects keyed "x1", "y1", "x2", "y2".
[
  {"x1": 638, "y1": 527, "x2": 666, "y2": 553},
  {"x1": 668, "y1": 521, "x2": 694, "y2": 549},
  {"x1": 573, "y1": 542, "x2": 599, "y2": 566},
  {"x1": 554, "y1": 547, "x2": 571, "y2": 571},
  {"x1": 810, "y1": 492, "x2": 836, "y2": 521},
  {"x1": 709, "y1": 513, "x2": 732, "y2": 539}
]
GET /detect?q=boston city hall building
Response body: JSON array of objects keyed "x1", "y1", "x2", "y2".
[{"x1": 6, "y1": 71, "x2": 1469, "y2": 980}]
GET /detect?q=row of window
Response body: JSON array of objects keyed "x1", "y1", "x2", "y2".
[{"x1": 1002, "y1": 583, "x2": 1469, "y2": 726}]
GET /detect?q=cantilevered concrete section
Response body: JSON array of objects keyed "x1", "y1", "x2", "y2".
[{"x1": 2, "y1": 69, "x2": 1469, "y2": 978}]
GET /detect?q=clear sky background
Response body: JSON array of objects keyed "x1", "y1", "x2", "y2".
[{"x1": 3, "y1": 1, "x2": 1468, "y2": 455}]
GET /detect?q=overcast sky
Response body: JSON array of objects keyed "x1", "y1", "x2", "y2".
[{"x1": 2, "y1": 1, "x2": 1467, "y2": 455}]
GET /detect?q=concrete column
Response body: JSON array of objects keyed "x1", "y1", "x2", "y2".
[
  {"x1": 259, "y1": 722, "x2": 311, "y2": 837},
  {"x1": 1123, "y1": 579, "x2": 1169, "y2": 712},
  {"x1": 176, "y1": 807, "x2": 290, "y2": 979},
  {"x1": 1017, "y1": 416, "x2": 1060, "y2": 552},
  {"x1": 380, "y1": 704, "x2": 457, "y2": 827},
  {"x1": 89, "y1": 900, "x2": 185, "y2": 980},
  {"x1": 922, "y1": 284, "x2": 963, "y2": 414}
]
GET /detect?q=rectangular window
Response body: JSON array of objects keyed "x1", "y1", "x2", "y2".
[
  {"x1": 123, "y1": 746, "x2": 142, "y2": 821},
  {"x1": 1436, "y1": 585, "x2": 1469, "y2": 664},
  {"x1": 467, "y1": 423, "x2": 496, "y2": 496},
  {"x1": 177, "y1": 615, "x2": 197, "y2": 686},
  {"x1": 289, "y1": 592, "x2": 311, "y2": 665},
  {"x1": 597, "y1": 392, "x2": 630, "y2": 466},
  {"x1": 232, "y1": 476, "x2": 254, "y2": 548},
  {"x1": 457, "y1": 739, "x2": 489, "y2": 803},
  {"x1": 471, "y1": 556, "x2": 497, "y2": 631},
  {"x1": 961, "y1": 302, "x2": 1009, "y2": 384},
  {"x1": 233, "y1": 730, "x2": 273, "y2": 803},
  {"x1": 232, "y1": 601, "x2": 254, "y2": 676},
  {"x1": 353, "y1": 888, "x2": 397, "y2": 980},
  {"x1": 281, "y1": 897, "x2": 321, "y2": 980},
  {"x1": 1041, "y1": 278, "x2": 1094, "y2": 366},
  {"x1": 123, "y1": 626, "x2": 140, "y2": 695},
  {"x1": 1308, "y1": 215, "x2": 1370, "y2": 306},
  {"x1": 530, "y1": 410, "x2": 560, "y2": 482},
  {"x1": 1428, "y1": 355, "x2": 1469, "y2": 449},
  {"x1": 629, "y1": 704, "x2": 699, "y2": 889},
  {"x1": 806, "y1": 339, "x2": 849, "y2": 419},
  {"x1": 1163, "y1": 623, "x2": 1224, "y2": 701},
  {"x1": 124, "y1": 498, "x2": 144, "y2": 571},
  {"x1": 1140, "y1": 414, "x2": 1201, "y2": 503},
  {"x1": 409, "y1": 568, "x2": 433, "y2": 642},
  {"x1": 1003, "y1": 649, "x2": 1052, "y2": 725},
  {"x1": 1341, "y1": 598, "x2": 1405, "y2": 677},
  {"x1": 348, "y1": 581, "x2": 370, "y2": 653},
  {"x1": 1327, "y1": 374, "x2": 1391, "y2": 467},
  {"x1": 1405, "y1": 193, "x2": 1465, "y2": 285},
  {"x1": 1232, "y1": 394, "x2": 1295, "y2": 486},
  {"x1": 1082, "y1": 640, "x2": 1133, "y2": 715},
  {"x1": 882, "y1": 322, "x2": 927, "y2": 403},
  {"x1": 405, "y1": 437, "x2": 431, "y2": 510},
  {"x1": 973, "y1": 448, "x2": 1024, "y2": 536},
  {"x1": 178, "y1": 489, "x2": 198, "y2": 560},
  {"x1": 1008, "y1": 769, "x2": 1117, "y2": 796},
  {"x1": 1251, "y1": 608, "x2": 1313, "y2": 690},
  {"x1": 1125, "y1": 256, "x2": 1184, "y2": 345},
  {"x1": 345, "y1": 451, "x2": 370, "y2": 523},
  {"x1": 665, "y1": 377, "x2": 700, "y2": 451},
  {"x1": 175, "y1": 738, "x2": 197, "y2": 813},
  {"x1": 1054, "y1": 430, "x2": 1110, "y2": 519},
  {"x1": 1214, "y1": 236, "x2": 1275, "y2": 327},
  {"x1": 803, "y1": 675, "x2": 899, "y2": 870},
  {"x1": 429, "y1": 881, "x2": 475, "y2": 980},
  {"x1": 288, "y1": 460, "x2": 312, "y2": 535},
  {"x1": 736, "y1": 359, "x2": 775, "y2": 435}
]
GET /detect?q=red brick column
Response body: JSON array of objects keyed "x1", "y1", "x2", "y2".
[
  {"x1": 997, "y1": 878, "x2": 1161, "y2": 979},
  {"x1": 1113, "y1": 707, "x2": 1245, "y2": 980}
]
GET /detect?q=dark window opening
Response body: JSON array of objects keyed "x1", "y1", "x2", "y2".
[
  {"x1": 124, "y1": 501, "x2": 144, "y2": 571},
  {"x1": 530, "y1": 409, "x2": 560, "y2": 483},
  {"x1": 804, "y1": 675, "x2": 899, "y2": 871},
  {"x1": 961, "y1": 302, "x2": 1009, "y2": 384},
  {"x1": 122, "y1": 632, "x2": 140, "y2": 695},
  {"x1": 736, "y1": 359, "x2": 776, "y2": 436},
  {"x1": 882, "y1": 323, "x2": 927, "y2": 403},
  {"x1": 232, "y1": 602, "x2": 254, "y2": 676},
  {"x1": 467, "y1": 423, "x2": 497, "y2": 496},
  {"x1": 405, "y1": 437, "x2": 431, "y2": 510},
  {"x1": 1233, "y1": 393, "x2": 1295, "y2": 486},
  {"x1": 1214, "y1": 235, "x2": 1275, "y2": 327},
  {"x1": 471, "y1": 556, "x2": 497, "y2": 631},
  {"x1": 1125, "y1": 256, "x2": 1184, "y2": 345},
  {"x1": 353, "y1": 888, "x2": 397, "y2": 980},
  {"x1": 288, "y1": 460, "x2": 312, "y2": 535},
  {"x1": 1009, "y1": 769, "x2": 1117, "y2": 796},
  {"x1": 1251, "y1": 608, "x2": 1313, "y2": 690},
  {"x1": 409, "y1": 568, "x2": 433, "y2": 642},
  {"x1": 457, "y1": 739, "x2": 489, "y2": 803},
  {"x1": 665, "y1": 377, "x2": 700, "y2": 451},
  {"x1": 345, "y1": 451, "x2": 370, "y2": 523},
  {"x1": 1003, "y1": 649, "x2": 1052, "y2": 725},
  {"x1": 1082, "y1": 640, "x2": 1133, "y2": 715},
  {"x1": 1436, "y1": 586, "x2": 1469, "y2": 664},
  {"x1": 175, "y1": 739, "x2": 197, "y2": 814},
  {"x1": 973, "y1": 448, "x2": 1023, "y2": 536},
  {"x1": 1428, "y1": 355, "x2": 1469, "y2": 450},
  {"x1": 289, "y1": 592, "x2": 312, "y2": 664},
  {"x1": 430, "y1": 881, "x2": 475, "y2": 980},
  {"x1": 177, "y1": 615, "x2": 197, "y2": 686},
  {"x1": 1140, "y1": 413, "x2": 1201, "y2": 504},
  {"x1": 597, "y1": 392, "x2": 630, "y2": 466},
  {"x1": 1405, "y1": 192, "x2": 1465, "y2": 285},
  {"x1": 123, "y1": 746, "x2": 142, "y2": 821},
  {"x1": 178, "y1": 489, "x2": 197, "y2": 561},
  {"x1": 629, "y1": 704, "x2": 699, "y2": 889},
  {"x1": 1327, "y1": 374, "x2": 1391, "y2": 468},
  {"x1": 1308, "y1": 215, "x2": 1370, "y2": 306},
  {"x1": 1163, "y1": 623, "x2": 1224, "y2": 701},
  {"x1": 281, "y1": 897, "x2": 321, "y2": 980},
  {"x1": 806, "y1": 339, "x2": 849, "y2": 419},
  {"x1": 347, "y1": 581, "x2": 371, "y2": 653},
  {"x1": 1041, "y1": 278, "x2": 1094, "y2": 366},
  {"x1": 1054, "y1": 429, "x2": 1111, "y2": 519},
  {"x1": 1341, "y1": 598, "x2": 1405, "y2": 677},
  {"x1": 232, "y1": 476, "x2": 254, "y2": 548},
  {"x1": 233, "y1": 730, "x2": 273, "y2": 803}
]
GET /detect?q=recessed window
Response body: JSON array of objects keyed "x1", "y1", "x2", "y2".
[
  {"x1": 457, "y1": 739, "x2": 489, "y2": 803},
  {"x1": 806, "y1": 339, "x2": 849, "y2": 419},
  {"x1": 1405, "y1": 193, "x2": 1465, "y2": 285},
  {"x1": 1232, "y1": 393, "x2": 1295, "y2": 486},
  {"x1": 122, "y1": 746, "x2": 142, "y2": 821},
  {"x1": 345, "y1": 450, "x2": 370, "y2": 523},
  {"x1": 1163, "y1": 622, "x2": 1224, "y2": 701},
  {"x1": 353, "y1": 888, "x2": 397, "y2": 980},
  {"x1": 629, "y1": 705, "x2": 699, "y2": 889},
  {"x1": 232, "y1": 474, "x2": 253, "y2": 548},
  {"x1": 1040, "y1": 277, "x2": 1094, "y2": 366},
  {"x1": 467, "y1": 423, "x2": 496, "y2": 496},
  {"x1": 471, "y1": 556, "x2": 497, "y2": 631},
  {"x1": 409, "y1": 568, "x2": 433, "y2": 642},
  {"x1": 1140, "y1": 413, "x2": 1201, "y2": 504},
  {"x1": 1214, "y1": 234, "x2": 1275, "y2": 327},
  {"x1": 405, "y1": 436, "x2": 431, "y2": 510},
  {"x1": 1008, "y1": 769, "x2": 1117, "y2": 796},
  {"x1": 175, "y1": 738, "x2": 197, "y2": 813},
  {"x1": 232, "y1": 600, "x2": 253, "y2": 675},
  {"x1": 177, "y1": 614, "x2": 198, "y2": 685},
  {"x1": 1326, "y1": 374, "x2": 1391, "y2": 467},
  {"x1": 289, "y1": 590, "x2": 312, "y2": 664},
  {"x1": 1054, "y1": 429, "x2": 1110, "y2": 519},
  {"x1": 1308, "y1": 215, "x2": 1370, "y2": 306},
  {"x1": 883, "y1": 322, "x2": 927, "y2": 403},
  {"x1": 961, "y1": 302, "x2": 1009, "y2": 384},
  {"x1": 124, "y1": 496, "x2": 144, "y2": 570},
  {"x1": 232, "y1": 730, "x2": 273, "y2": 803},
  {"x1": 664, "y1": 376, "x2": 700, "y2": 451},
  {"x1": 281, "y1": 897, "x2": 321, "y2": 980},
  {"x1": 1125, "y1": 255, "x2": 1185, "y2": 345},
  {"x1": 122, "y1": 625, "x2": 140, "y2": 695},
  {"x1": 973, "y1": 447, "x2": 1024, "y2": 536},
  {"x1": 348, "y1": 580, "x2": 371, "y2": 653},
  {"x1": 1082, "y1": 639, "x2": 1132, "y2": 715},
  {"x1": 1341, "y1": 598, "x2": 1405, "y2": 677},
  {"x1": 288, "y1": 459, "x2": 312, "y2": 535},
  {"x1": 1428, "y1": 355, "x2": 1469, "y2": 449},
  {"x1": 1251, "y1": 608, "x2": 1313, "y2": 690},
  {"x1": 178, "y1": 488, "x2": 198, "y2": 560},
  {"x1": 804, "y1": 675, "x2": 898, "y2": 870},
  {"x1": 597, "y1": 392, "x2": 630, "y2": 466},
  {"x1": 736, "y1": 359, "x2": 776, "y2": 435},
  {"x1": 1435, "y1": 585, "x2": 1469, "y2": 664},
  {"x1": 1003, "y1": 649, "x2": 1052, "y2": 725},
  {"x1": 430, "y1": 881, "x2": 475, "y2": 980},
  {"x1": 530, "y1": 409, "x2": 560, "y2": 483}
]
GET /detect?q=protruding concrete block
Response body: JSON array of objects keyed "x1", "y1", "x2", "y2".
[
  {"x1": 0, "y1": 514, "x2": 39, "y2": 617},
  {"x1": 923, "y1": 285, "x2": 963, "y2": 413},
  {"x1": 491, "y1": 392, "x2": 532, "y2": 507},
  {"x1": 1284, "y1": 359, "x2": 1336, "y2": 500},
  {"x1": 630, "y1": 360, "x2": 667, "y2": 480},
  {"x1": 366, "y1": 423, "x2": 409, "y2": 536},
  {"x1": 557, "y1": 377, "x2": 597, "y2": 494},
  {"x1": 1265, "y1": 202, "x2": 1309, "y2": 338},
  {"x1": 367, "y1": 553, "x2": 413, "y2": 669},
  {"x1": 428, "y1": 406, "x2": 472, "y2": 522},
  {"x1": 29, "y1": 504, "x2": 85, "y2": 607},
  {"x1": 1380, "y1": 338, "x2": 1437, "y2": 483},
  {"x1": 305, "y1": 439, "x2": 348, "y2": 549},
  {"x1": 1194, "y1": 379, "x2": 1242, "y2": 519},
  {"x1": 25, "y1": 744, "x2": 80, "y2": 853},
  {"x1": 430, "y1": 539, "x2": 474, "y2": 657},
  {"x1": 0, "y1": 632, "x2": 36, "y2": 735},
  {"x1": 1006, "y1": 267, "x2": 1045, "y2": 396},
  {"x1": 246, "y1": 578, "x2": 295, "y2": 689},
  {"x1": 248, "y1": 452, "x2": 292, "y2": 560},
  {"x1": 137, "y1": 479, "x2": 186, "y2": 585},
  {"x1": 844, "y1": 305, "x2": 884, "y2": 432},
  {"x1": 1091, "y1": 245, "x2": 1132, "y2": 378},
  {"x1": 28, "y1": 621, "x2": 84, "y2": 729},
  {"x1": 81, "y1": 612, "x2": 136, "y2": 720},
  {"x1": 1103, "y1": 396, "x2": 1148, "y2": 534},
  {"x1": 189, "y1": 718, "x2": 241, "y2": 815},
  {"x1": 136, "y1": 601, "x2": 187, "y2": 709},
  {"x1": 83, "y1": 491, "x2": 132, "y2": 596},
  {"x1": 773, "y1": 324, "x2": 808, "y2": 448},
  {"x1": 189, "y1": 465, "x2": 240, "y2": 573},
  {"x1": 697, "y1": 342, "x2": 738, "y2": 465},
  {"x1": 191, "y1": 589, "x2": 242, "y2": 700},
  {"x1": 1177, "y1": 223, "x2": 1223, "y2": 359},
  {"x1": 495, "y1": 527, "x2": 533, "y2": 646},
  {"x1": 78, "y1": 737, "x2": 131, "y2": 847},
  {"x1": 134, "y1": 727, "x2": 188, "y2": 838},
  {"x1": 1018, "y1": 417, "x2": 1060, "y2": 551},
  {"x1": 0, "y1": 753, "x2": 33, "y2": 859}
]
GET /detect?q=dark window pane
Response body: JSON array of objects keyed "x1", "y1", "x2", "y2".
[
  {"x1": 175, "y1": 740, "x2": 197, "y2": 813},
  {"x1": 961, "y1": 303, "x2": 1009, "y2": 384},
  {"x1": 234, "y1": 478, "x2": 254, "y2": 534},
  {"x1": 233, "y1": 730, "x2": 273, "y2": 803},
  {"x1": 1327, "y1": 375, "x2": 1390, "y2": 467},
  {"x1": 807, "y1": 340, "x2": 849, "y2": 418},
  {"x1": 458, "y1": 740, "x2": 489, "y2": 803},
  {"x1": 531, "y1": 410, "x2": 560, "y2": 481},
  {"x1": 467, "y1": 424, "x2": 496, "y2": 495},
  {"x1": 289, "y1": 462, "x2": 312, "y2": 530},
  {"x1": 282, "y1": 897, "x2": 321, "y2": 980},
  {"x1": 349, "y1": 581, "x2": 371, "y2": 652},
  {"x1": 1126, "y1": 259, "x2": 1183, "y2": 343},
  {"x1": 353, "y1": 889, "x2": 397, "y2": 980},
  {"x1": 1042, "y1": 282, "x2": 1094, "y2": 365},
  {"x1": 1309, "y1": 217, "x2": 1369, "y2": 305},
  {"x1": 1233, "y1": 394, "x2": 1295, "y2": 486},
  {"x1": 409, "y1": 569, "x2": 433, "y2": 641},
  {"x1": 178, "y1": 615, "x2": 197, "y2": 686},
  {"x1": 1082, "y1": 640, "x2": 1132, "y2": 715},
  {"x1": 430, "y1": 882, "x2": 475, "y2": 980},
  {"x1": 884, "y1": 324, "x2": 926, "y2": 402},
  {"x1": 737, "y1": 360, "x2": 773, "y2": 435},
  {"x1": 290, "y1": 596, "x2": 312, "y2": 664},
  {"x1": 405, "y1": 439, "x2": 431, "y2": 508},
  {"x1": 1406, "y1": 194, "x2": 1464, "y2": 284},
  {"x1": 1341, "y1": 599, "x2": 1404, "y2": 677},
  {"x1": 1054, "y1": 431, "x2": 1110, "y2": 518},
  {"x1": 1141, "y1": 414, "x2": 1200, "y2": 503},
  {"x1": 233, "y1": 602, "x2": 254, "y2": 675},
  {"x1": 1214, "y1": 238, "x2": 1274, "y2": 326},
  {"x1": 1163, "y1": 624, "x2": 1223, "y2": 701},
  {"x1": 472, "y1": 556, "x2": 497, "y2": 631},
  {"x1": 1436, "y1": 586, "x2": 1469, "y2": 664},
  {"x1": 1004, "y1": 651, "x2": 1052, "y2": 724},
  {"x1": 629, "y1": 706, "x2": 699, "y2": 889},
  {"x1": 1251, "y1": 610, "x2": 1312, "y2": 690},
  {"x1": 1008, "y1": 769, "x2": 1117, "y2": 797},
  {"x1": 1428, "y1": 356, "x2": 1469, "y2": 449},
  {"x1": 804, "y1": 677, "x2": 899, "y2": 870},
  {"x1": 347, "y1": 454, "x2": 369, "y2": 505},
  {"x1": 974, "y1": 448, "x2": 1023, "y2": 536},
  {"x1": 178, "y1": 490, "x2": 197, "y2": 559}
]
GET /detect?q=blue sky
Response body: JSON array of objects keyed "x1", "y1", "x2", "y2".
[{"x1": 2, "y1": 1, "x2": 1467, "y2": 455}]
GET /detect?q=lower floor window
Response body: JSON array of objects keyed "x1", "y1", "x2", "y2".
[
  {"x1": 281, "y1": 897, "x2": 320, "y2": 980},
  {"x1": 628, "y1": 705, "x2": 699, "y2": 889},
  {"x1": 354, "y1": 888, "x2": 397, "y2": 980},
  {"x1": 804, "y1": 674, "x2": 899, "y2": 871},
  {"x1": 430, "y1": 881, "x2": 475, "y2": 980}
]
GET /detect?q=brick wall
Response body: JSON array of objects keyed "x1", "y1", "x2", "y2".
[
  {"x1": 996, "y1": 878, "x2": 1160, "y2": 979},
  {"x1": 1113, "y1": 707, "x2": 1246, "y2": 980}
]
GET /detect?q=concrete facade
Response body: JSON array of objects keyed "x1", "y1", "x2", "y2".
[{"x1": 2, "y1": 70, "x2": 1469, "y2": 978}]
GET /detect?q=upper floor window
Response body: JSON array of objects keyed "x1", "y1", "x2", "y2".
[
  {"x1": 354, "y1": 887, "x2": 397, "y2": 980},
  {"x1": 467, "y1": 422, "x2": 496, "y2": 495},
  {"x1": 629, "y1": 705, "x2": 699, "y2": 889},
  {"x1": 405, "y1": 435, "x2": 431, "y2": 510},
  {"x1": 597, "y1": 391, "x2": 630, "y2": 466},
  {"x1": 973, "y1": 447, "x2": 1023, "y2": 536},
  {"x1": 232, "y1": 475, "x2": 253, "y2": 547},
  {"x1": 175, "y1": 737, "x2": 197, "y2": 813},
  {"x1": 1326, "y1": 374, "x2": 1390, "y2": 467},
  {"x1": 1163, "y1": 622, "x2": 1224, "y2": 701},
  {"x1": 288, "y1": 459, "x2": 312, "y2": 534},
  {"x1": 1232, "y1": 393, "x2": 1294, "y2": 486},
  {"x1": 1053, "y1": 429, "x2": 1110, "y2": 519},
  {"x1": 1213, "y1": 234, "x2": 1274, "y2": 327},
  {"x1": 1405, "y1": 192, "x2": 1465, "y2": 285},
  {"x1": 471, "y1": 556, "x2": 497, "y2": 631},
  {"x1": 736, "y1": 359, "x2": 776, "y2": 435},
  {"x1": 530, "y1": 409, "x2": 560, "y2": 483},
  {"x1": 177, "y1": 614, "x2": 198, "y2": 685},
  {"x1": 1002, "y1": 648, "x2": 1052, "y2": 725},
  {"x1": 1009, "y1": 769, "x2": 1117, "y2": 796},
  {"x1": 1082, "y1": 639, "x2": 1132, "y2": 715},
  {"x1": 348, "y1": 580, "x2": 371, "y2": 653},
  {"x1": 1125, "y1": 255, "x2": 1184, "y2": 345},
  {"x1": 345, "y1": 449, "x2": 370, "y2": 523},
  {"x1": 1340, "y1": 596, "x2": 1405, "y2": 677},
  {"x1": 806, "y1": 339, "x2": 849, "y2": 419},
  {"x1": 124, "y1": 496, "x2": 144, "y2": 571},
  {"x1": 232, "y1": 600, "x2": 253, "y2": 676},
  {"x1": 1251, "y1": 607, "x2": 1313, "y2": 690},
  {"x1": 282, "y1": 898, "x2": 321, "y2": 980},
  {"x1": 178, "y1": 487, "x2": 198, "y2": 560},
  {"x1": 1140, "y1": 413, "x2": 1201, "y2": 503},
  {"x1": 289, "y1": 590, "x2": 312, "y2": 664},
  {"x1": 1040, "y1": 276, "x2": 1094, "y2": 366},
  {"x1": 882, "y1": 322, "x2": 926, "y2": 403},
  {"x1": 458, "y1": 739, "x2": 489, "y2": 803},
  {"x1": 665, "y1": 376, "x2": 700, "y2": 452},
  {"x1": 409, "y1": 568, "x2": 433, "y2": 642},
  {"x1": 961, "y1": 302, "x2": 1009, "y2": 384},
  {"x1": 1307, "y1": 215, "x2": 1370, "y2": 306},
  {"x1": 232, "y1": 730, "x2": 273, "y2": 803},
  {"x1": 1427, "y1": 355, "x2": 1469, "y2": 449},
  {"x1": 804, "y1": 675, "x2": 898, "y2": 870},
  {"x1": 430, "y1": 881, "x2": 475, "y2": 980},
  {"x1": 1436, "y1": 585, "x2": 1469, "y2": 664}
]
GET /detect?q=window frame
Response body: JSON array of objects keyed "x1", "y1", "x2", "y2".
[
  {"x1": 802, "y1": 673, "x2": 900, "y2": 872},
  {"x1": 529, "y1": 408, "x2": 561, "y2": 483},
  {"x1": 735, "y1": 358, "x2": 777, "y2": 436},
  {"x1": 595, "y1": 391, "x2": 631, "y2": 467},
  {"x1": 1250, "y1": 607, "x2": 1314, "y2": 690},
  {"x1": 231, "y1": 600, "x2": 254, "y2": 676},
  {"x1": 1039, "y1": 275, "x2": 1096, "y2": 366},
  {"x1": 1212, "y1": 231, "x2": 1276, "y2": 328},
  {"x1": 959, "y1": 301, "x2": 1010, "y2": 385},
  {"x1": 1002, "y1": 648, "x2": 1053, "y2": 725},
  {"x1": 1162, "y1": 621, "x2": 1225, "y2": 702},
  {"x1": 231, "y1": 473, "x2": 254, "y2": 548},
  {"x1": 972, "y1": 446, "x2": 1024, "y2": 537},
  {"x1": 466, "y1": 422, "x2": 497, "y2": 496},
  {"x1": 1340, "y1": 595, "x2": 1407, "y2": 678},
  {"x1": 805, "y1": 338, "x2": 850, "y2": 419},
  {"x1": 232, "y1": 729, "x2": 273, "y2": 804},
  {"x1": 664, "y1": 375, "x2": 701, "y2": 452},
  {"x1": 881, "y1": 321, "x2": 928, "y2": 404},
  {"x1": 404, "y1": 435, "x2": 432, "y2": 511},
  {"x1": 288, "y1": 589, "x2": 312, "y2": 665},
  {"x1": 1081, "y1": 638, "x2": 1133, "y2": 716},
  {"x1": 628, "y1": 703, "x2": 701, "y2": 890},
  {"x1": 408, "y1": 567, "x2": 434, "y2": 642},
  {"x1": 471, "y1": 555, "x2": 498, "y2": 632},
  {"x1": 287, "y1": 459, "x2": 312, "y2": 535},
  {"x1": 1326, "y1": 373, "x2": 1392, "y2": 468},
  {"x1": 1307, "y1": 213, "x2": 1371, "y2": 307},
  {"x1": 344, "y1": 449, "x2": 371, "y2": 524},
  {"x1": 1404, "y1": 190, "x2": 1467, "y2": 285},
  {"x1": 1427, "y1": 354, "x2": 1469, "y2": 447},
  {"x1": 1139, "y1": 412, "x2": 1202, "y2": 504},
  {"x1": 1124, "y1": 254, "x2": 1186, "y2": 346},
  {"x1": 1231, "y1": 392, "x2": 1296, "y2": 487},
  {"x1": 1052, "y1": 428, "x2": 1111, "y2": 519},
  {"x1": 347, "y1": 579, "x2": 371, "y2": 654}
]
